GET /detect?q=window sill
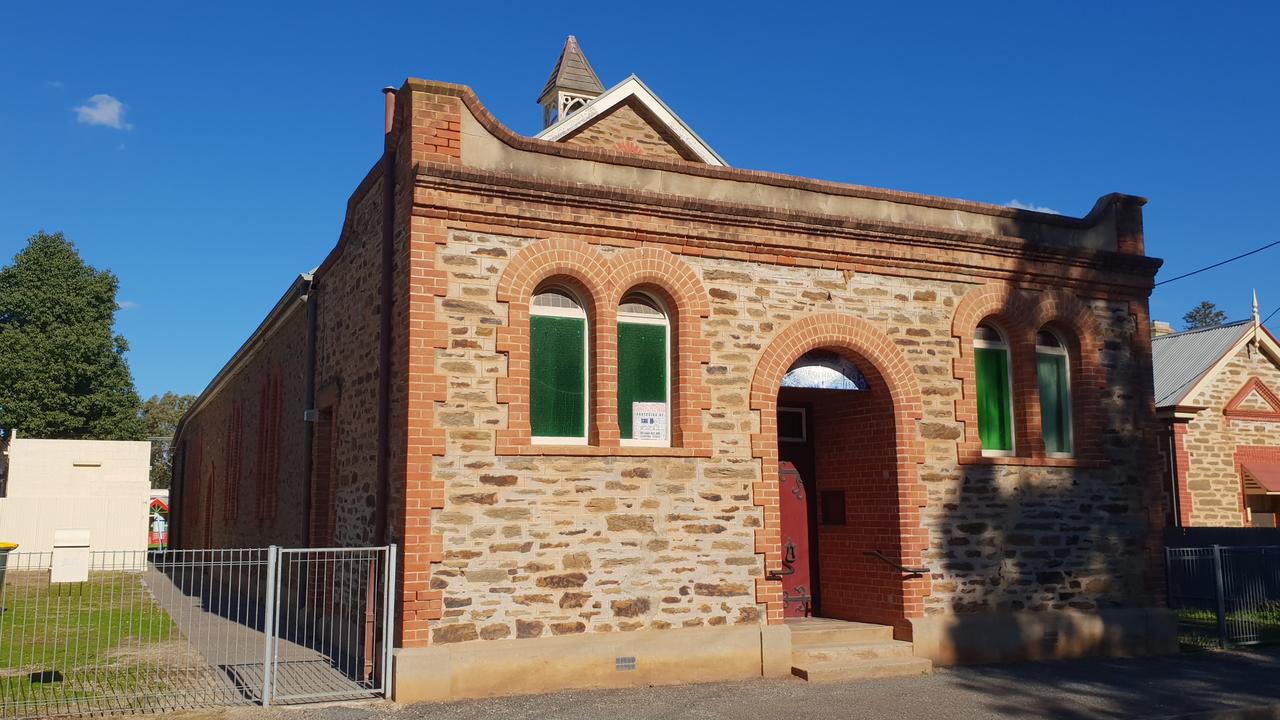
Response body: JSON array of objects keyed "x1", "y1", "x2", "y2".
[
  {"x1": 960, "y1": 454, "x2": 1100, "y2": 469},
  {"x1": 502, "y1": 445, "x2": 709, "y2": 458}
]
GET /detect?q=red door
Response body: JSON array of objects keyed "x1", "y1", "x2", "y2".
[{"x1": 778, "y1": 461, "x2": 813, "y2": 617}]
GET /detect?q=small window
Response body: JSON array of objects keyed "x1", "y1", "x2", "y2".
[
  {"x1": 618, "y1": 292, "x2": 670, "y2": 446},
  {"x1": 974, "y1": 322, "x2": 1014, "y2": 455},
  {"x1": 1036, "y1": 329, "x2": 1073, "y2": 456},
  {"x1": 530, "y1": 286, "x2": 589, "y2": 444}
]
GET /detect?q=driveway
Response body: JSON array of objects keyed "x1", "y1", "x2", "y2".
[{"x1": 174, "y1": 648, "x2": 1280, "y2": 720}]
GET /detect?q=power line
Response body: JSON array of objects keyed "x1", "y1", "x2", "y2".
[
  {"x1": 1155, "y1": 238, "x2": 1280, "y2": 287},
  {"x1": 1265, "y1": 305, "x2": 1279, "y2": 325}
]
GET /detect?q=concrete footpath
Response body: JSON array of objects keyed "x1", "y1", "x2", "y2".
[{"x1": 174, "y1": 648, "x2": 1280, "y2": 720}]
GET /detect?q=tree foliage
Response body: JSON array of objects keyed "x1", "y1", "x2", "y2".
[
  {"x1": 140, "y1": 392, "x2": 196, "y2": 488},
  {"x1": 1182, "y1": 300, "x2": 1228, "y2": 330},
  {"x1": 0, "y1": 231, "x2": 144, "y2": 440}
]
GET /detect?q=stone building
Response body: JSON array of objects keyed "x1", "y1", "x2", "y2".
[
  {"x1": 171, "y1": 37, "x2": 1175, "y2": 700},
  {"x1": 1154, "y1": 301, "x2": 1280, "y2": 527}
]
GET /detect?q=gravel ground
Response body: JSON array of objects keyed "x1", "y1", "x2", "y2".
[{"x1": 166, "y1": 648, "x2": 1280, "y2": 720}]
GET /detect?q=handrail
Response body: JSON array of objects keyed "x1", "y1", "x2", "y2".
[{"x1": 864, "y1": 550, "x2": 929, "y2": 575}]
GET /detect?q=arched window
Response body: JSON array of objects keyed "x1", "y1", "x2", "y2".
[
  {"x1": 1036, "y1": 329, "x2": 1073, "y2": 456},
  {"x1": 974, "y1": 323, "x2": 1014, "y2": 455},
  {"x1": 530, "y1": 285, "x2": 589, "y2": 444},
  {"x1": 617, "y1": 292, "x2": 670, "y2": 446}
]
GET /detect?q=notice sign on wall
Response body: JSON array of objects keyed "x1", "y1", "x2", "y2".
[{"x1": 632, "y1": 402, "x2": 668, "y2": 442}]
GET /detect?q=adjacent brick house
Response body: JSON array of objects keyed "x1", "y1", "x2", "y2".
[
  {"x1": 1154, "y1": 305, "x2": 1280, "y2": 527},
  {"x1": 172, "y1": 37, "x2": 1175, "y2": 700}
]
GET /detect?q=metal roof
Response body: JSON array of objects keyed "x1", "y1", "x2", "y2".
[
  {"x1": 1151, "y1": 320, "x2": 1251, "y2": 407},
  {"x1": 538, "y1": 36, "x2": 604, "y2": 102}
]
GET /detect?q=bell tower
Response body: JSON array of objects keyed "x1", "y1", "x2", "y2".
[{"x1": 538, "y1": 36, "x2": 605, "y2": 128}]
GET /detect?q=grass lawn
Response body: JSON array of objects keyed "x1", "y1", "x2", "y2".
[
  {"x1": 0, "y1": 570, "x2": 181, "y2": 711},
  {"x1": 1175, "y1": 606, "x2": 1280, "y2": 650}
]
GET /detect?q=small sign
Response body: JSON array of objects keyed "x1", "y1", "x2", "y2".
[
  {"x1": 51, "y1": 529, "x2": 91, "y2": 584},
  {"x1": 632, "y1": 402, "x2": 667, "y2": 442}
]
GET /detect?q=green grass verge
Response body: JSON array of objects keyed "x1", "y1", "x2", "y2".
[
  {"x1": 0, "y1": 571, "x2": 181, "y2": 709},
  {"x1": 1175, "y1": 605, "x2": 1280, "y2": 650}
]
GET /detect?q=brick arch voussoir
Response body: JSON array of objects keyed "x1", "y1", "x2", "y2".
[
  {"x1": 951, "y1": 284, "x2": 1036, "y2": 341},
  {"x1": 495, "y1": 238, "x2": 613, "y2": 306},
  {"x1": 1028, "y1": 290, "x2": 1103, "y2": 355},
  {"x1": 750, "y1": 315, "x2": 923, "y2": 415},
  {"x1": 608, "y1": 246, "x2": 712, "y2": 319}
]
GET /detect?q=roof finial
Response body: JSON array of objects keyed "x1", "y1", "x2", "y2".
[
  {"x1": 538, "y1": 35, "x2": 605, "y2": 129},
  {"x1": 1254, "y1": 288, "x2": 1263, "y2": 348}
]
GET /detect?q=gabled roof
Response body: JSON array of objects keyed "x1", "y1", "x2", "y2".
[
  {"x1": 1152, "y1": 320, "x2": 1254, "y2": 406},
  {"x1": 536, "y1": 75, "x2": 726, "y2": 166},
  {"x1": 538, "y1": 35, "x2": 604, "y2": 103}
]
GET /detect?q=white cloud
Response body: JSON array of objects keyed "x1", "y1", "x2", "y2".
[
  {"x1": 118, "y1": 300, "x2": 140, "y2": 310},
  {"x1": 74, "y1": 94, "x2": 132, "y2": 130},
  {"x1": 1005, "y1": 199, "x2": 1060, "y2": 215}
]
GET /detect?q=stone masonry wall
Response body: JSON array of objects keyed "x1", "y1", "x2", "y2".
[
  {"x1": 423, "y1": 225, "x2": 1155, "y2": 643},
  {"x1": 1183, "y1": 342, "x2": 1280, "y2": 526},
  {"x1": 311, "y1": 172, "x2": 387, "y2": 548},
  {"x1": 561, "y1": 102, "x2": 690, "y2": 162}
]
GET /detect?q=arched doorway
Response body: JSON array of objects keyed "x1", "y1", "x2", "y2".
[{"x1": 750, "y1": 314, "x2": 928, "y2": 638}]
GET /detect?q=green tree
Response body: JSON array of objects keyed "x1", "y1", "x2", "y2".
[
  {"x1": 0, "y1": 231, "x2": 144, "y2": 440},
  {"x1": 1182, "y1": 300, "x2": 1228, "y2": 330},
  {"x1": 140, "y1": 391, "x2": 196, "y2": 488}
]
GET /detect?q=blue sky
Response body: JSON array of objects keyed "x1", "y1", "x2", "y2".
[{"x1": 2, "y1": 2, "x2": 1277, "y2": 398}]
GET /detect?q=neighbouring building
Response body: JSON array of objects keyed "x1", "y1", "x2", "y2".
[
  {"x1": 171, "y1": 37, "x2": 1175, "y2": 700},
  {"x1": 0, "y1": 433, "x2": 152, "y2": 553},
  {"x1": 1154, "y1": 299, "x2": 1280, "y2": 527}
]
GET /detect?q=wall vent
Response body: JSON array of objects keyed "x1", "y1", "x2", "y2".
[{"x1": 615, "y1": 656, "x2": 636, "y2": 672}]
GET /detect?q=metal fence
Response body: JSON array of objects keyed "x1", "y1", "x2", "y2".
[
  {"x1": 0, "y1": 545, "x2": 395, "y2": 719},
  {"x1": 1166, "y1": 545, "x2": 1280, "y2": 648}
]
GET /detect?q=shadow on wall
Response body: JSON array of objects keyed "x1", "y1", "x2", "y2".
[{"x1": 929, "y1": 204, "x2": 1163, "y2": 663}]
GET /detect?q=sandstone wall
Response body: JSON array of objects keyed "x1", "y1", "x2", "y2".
[
  {"x1": 422, "y1": 226, "x2": 1156, "y2": 644},
  {"x1": 310, "y1": 170, "x2": 388, "y2": 548},
  {"x1": 1183, "y1": 342, "x2": 1280, "y2": 526},
  {"x1": 561, "y1": 101, "x2": 690, "y2": 162}
]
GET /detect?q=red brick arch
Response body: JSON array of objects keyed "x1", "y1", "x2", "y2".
[
  {"x1": 1030, "y1": 290, "x2": 1107, "y2": 464},
  {"x1": 606, "y1": 247, "x2": 712, "y2": 449},
  {"x1": 496, "y1": 239, "x2": 612, "y2": 449},
  {"x1": 749, "y1": 313, "x2": 929, "y2": 630},
  {"x1": 495, "y1": 239, "x2": 712, "y2": 453},
  {"x1": 952, "y1": 283, "x2": 1105, "y2": 465}
]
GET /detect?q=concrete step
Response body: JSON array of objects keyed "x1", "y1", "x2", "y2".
[
  {"x1": 791, "y1": 656, "x2": 934, "y2": 682},
  {"x1": 786, "y1": 620, "x2": 896, "y2": 646},
  {"x1": 792, "y1": 639, "x2": 916, "y2": 664}
]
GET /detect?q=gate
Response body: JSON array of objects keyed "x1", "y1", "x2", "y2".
[
  {"x1": 0, "y1": 545, "x2": 395, "y2": 719},
  {"x1": 1166, "y1": 545, "x2": 1280, "y2": 648}
]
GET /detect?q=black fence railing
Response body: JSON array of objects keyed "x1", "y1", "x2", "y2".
[
  {"x1": 1165, "y1": 527, "x2": 1280, "y2": 548},
  {"x1": 1166, "y1": 545, "x2": 1280, "y2": 648}
]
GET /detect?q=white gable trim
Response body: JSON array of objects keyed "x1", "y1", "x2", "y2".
[
  {"x1": 1183, "y1": 326, "x2": 1280, "y2": 407},
  {"x1": 535, "y1": 75, "x2": 726, "y2": 166}
]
